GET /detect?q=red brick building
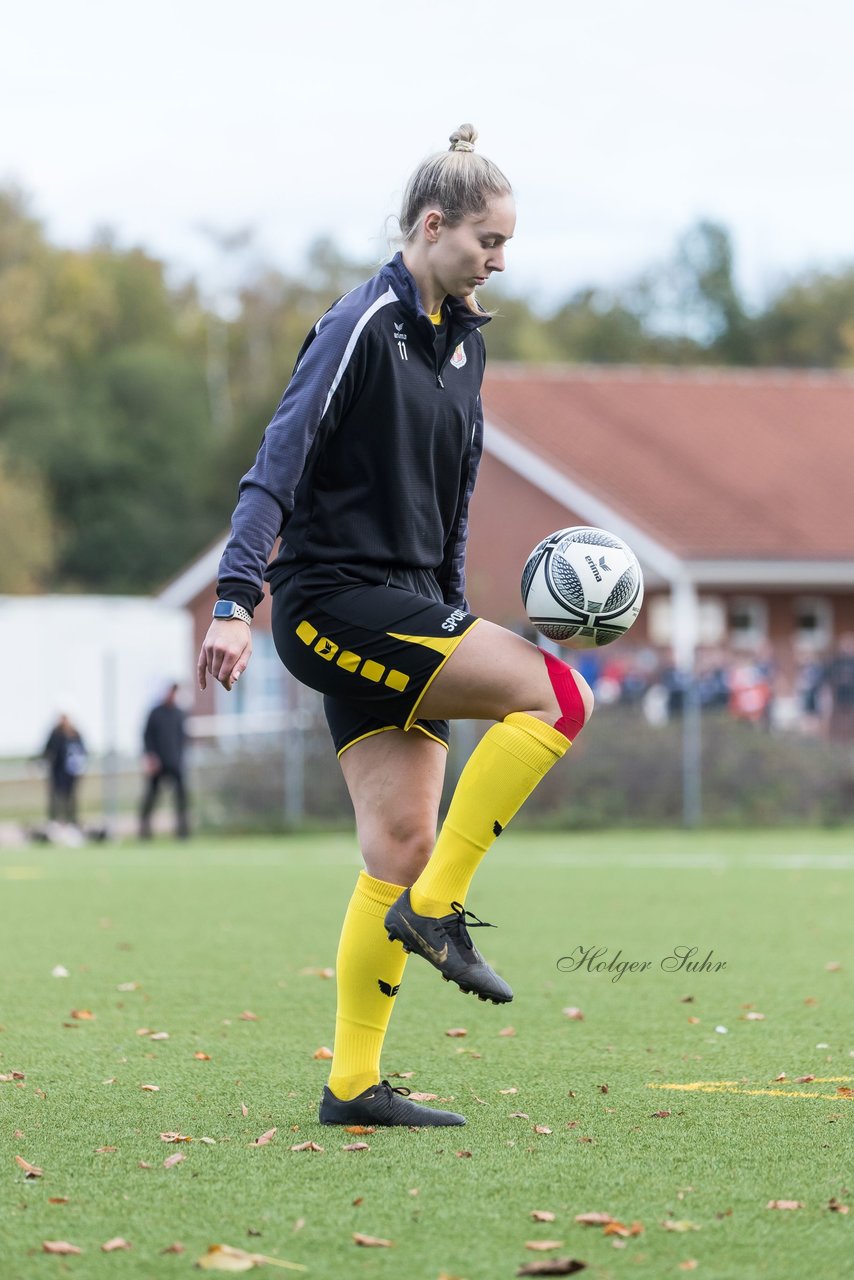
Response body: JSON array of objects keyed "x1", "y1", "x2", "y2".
[{"x1": 161, "y1": 366, "x2": 854, "y2": 719}]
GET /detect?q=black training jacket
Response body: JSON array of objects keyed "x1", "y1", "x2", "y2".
[{"x1": 216, "y1": 252, "x2": 490, "y2": 615}]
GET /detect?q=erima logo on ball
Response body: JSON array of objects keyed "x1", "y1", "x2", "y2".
[{"x1": 585, "y1": 553, "x2": 612, "y2": 583}]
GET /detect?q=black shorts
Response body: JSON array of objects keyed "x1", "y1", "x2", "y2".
[{"x1": 271, "y1": 567, "x2": 480, "y2": 756}]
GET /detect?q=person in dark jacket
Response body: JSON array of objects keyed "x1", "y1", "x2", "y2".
[
  {"x1": 139, "y1": 684, "x2": 189, "y2": 839},
  {"x1": 197, "y1": 126, "x2": 595, "y2": 1129},
  {"x1": 42, "y1": 713, "x2": 87, "y2": 827}
]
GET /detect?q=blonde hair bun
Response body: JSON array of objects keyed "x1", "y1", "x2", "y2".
[{"x1": 449, "y1": 124, "x2": 478, "y2": 153}]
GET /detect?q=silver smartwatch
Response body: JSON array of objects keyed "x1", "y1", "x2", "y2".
[{"x1": 212, "y1": 600, "x2": 252, "y2": 625}]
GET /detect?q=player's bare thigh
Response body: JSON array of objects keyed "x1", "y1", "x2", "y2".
[
  {"x1": 417, "y1": 618, "x2": 593, "y2": 725},
  {"x1": 339, "y1": 728, "x2": 447, "y2": 886}
]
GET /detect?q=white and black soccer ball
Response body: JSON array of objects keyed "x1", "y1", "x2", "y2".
[{"x1": 521, "y1": 526, "x2": 644, "y2": 649}]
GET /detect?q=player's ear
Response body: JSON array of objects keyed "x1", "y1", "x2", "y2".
[{"x1": 423, "y1": 208, "x2": 444, "y2": 243}]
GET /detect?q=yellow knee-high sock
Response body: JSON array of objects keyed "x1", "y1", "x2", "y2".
[
  {"x1": 327, "y1": 871, "x2": 409, "y2": 1101},
  {"x1": 409, "y1": 712, "x2": 570, "y2": 917}
]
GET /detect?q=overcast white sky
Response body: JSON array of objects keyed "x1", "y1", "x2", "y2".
[{"x1": 4, "y1": 0, "x2": 853, "y2": 310}]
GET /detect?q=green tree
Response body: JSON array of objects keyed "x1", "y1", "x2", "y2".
[
  {"x1": 0, "y1": 452, "x2": 55, "y2": 591},
  {"x1": 753, "y1": 269, "x2": 854, "y2": 368}
]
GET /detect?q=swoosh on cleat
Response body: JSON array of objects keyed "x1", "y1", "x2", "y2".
[{"x1": 396, "y1": 915, "x2": 449, "y2": 965}]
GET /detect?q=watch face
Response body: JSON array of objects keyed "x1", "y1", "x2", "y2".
[{"x1": 213, "y1": 601, "x2": 235, "y2": 619}]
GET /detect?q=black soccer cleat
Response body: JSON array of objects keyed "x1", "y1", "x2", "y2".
[
  {"x1": 384, "y1": 890, "x2": 513, "y2": 1004},
  {"x1": 318, "y1": 1080, "x2": 465, "y2": 1127}
]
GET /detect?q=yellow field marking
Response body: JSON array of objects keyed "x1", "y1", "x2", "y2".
[
  {"x1": 648, "y1": 1078, "x2": 854, "y2": 1102},
  {"x1": 1, "y1": 867, "x2": 46, "y2": 879}
]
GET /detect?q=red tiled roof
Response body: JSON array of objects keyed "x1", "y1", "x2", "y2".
[{"x1": 482, "y1": 366, "x2": 854, "y2": 559}]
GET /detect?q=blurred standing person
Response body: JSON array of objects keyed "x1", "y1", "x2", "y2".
[
  {"x1": 139, "y1": 684, "x2": 190, "y2": 839},
  {"x1": 42, "y1": 713, "x2": 87, "y2": 831},
  {"x1": 823, "y1": 633, "x2": 854, "y2": 744}
]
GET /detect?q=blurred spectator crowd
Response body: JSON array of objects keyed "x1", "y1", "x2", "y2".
[{"x1": 562, "y1": 635, "x2": 854, "y2": 742}]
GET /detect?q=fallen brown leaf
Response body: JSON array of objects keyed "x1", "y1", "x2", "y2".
[
  {"x1": 160, "y1": 1132, "x2": 192, "y2": 1143},
  {"x1": 767, "y1": 1200, "x2": 803, "y2": 1210},
  {"x1": 48, "y1": 1197, "x2": 70, "y2": 1205},
  {"x1": 290, "y1": 1141, "x2": 323, "y2": 1152},
  {"x1": 509, "y1": 1111, "x2": 530, "y2": 1119},
  {"x1": 515, "y1": 1259, "x2": 587, "y2": 1276},
  {"x1": 562, "y1": 1007, "x2": 584, "y2": 1020},
  {"x1": 745, "y1": 1012, "x2": 765, "y2": 1021},
  {"x1": 353, "y1": 1233, "x2": 393, "y2": 1247},
  {"x1": 15, "y1": 1155, "x2": 43, "y2": 1178},
  {"x1": 42, "y1": 1241, "x2": 82, "y2": 1255},
  {"x1": 445, "y1": 1028, "x2": 468, "y2": 1037},
  {"x1": 197, "y1": 1244, "x2": 308, "y2": 1272},
  {"x1": 661, "y1": 1220, "x2": 701, "y2": 1232},
  {"x1": 795, "y1": 1076, "x2": 816, "y2": 1083},
  {"x1": 531, "y1": 1210, "x2": 557, "y2": 1222},
  {"x1": 836, "y1": 1087, "x2": 854, "y2": 1098},
  {"x1": 95, "y1": 1146, "x2": 118, "y2": 1154},
  {"x1": 598, "y1": 1084, "x2": 609, "y2": 1094},
  {"x1": 603, "y1": 1221, "x2": 643, "y2": 1237},
  {"x1": 195, "y1": 1052, "x2": 212, "y2": 1060},
  {"x1": 534, "y1": 1125, "x2": 552, "y2": 1135},
  {"x1": 163, "y1": 1152, "x2": 185, "y2": 1169},
  {"x1": 773, "y1": 1073, "x2": 787, "y2": 1082},
  {"x1": 408, "y1": 1092, "x2": 438, "y2": 1102},
  {"x1": 138, "y1": 1161, "x2": 152, "y2": 1169},
  {"x1": 679, "y1": 1263, "x2": 699, "y2": 1272},
  {"x1": 241, "y1": 1102, "x2": 249, "y2": 1117},
  {"x1": 499, "y1": 1087, "x2": 518, "y2": 1094},
  {"x1": 102, "y1": 1238, "x2": 131, "y2": 1252},
  {"x1": 344, "y1": 1125, "x2": 374, "y2": 1135},
  {"x1": 140, "y1": 1083, "x2": 160, "y2": 1092},
  {"x1": 456, "y1": 1149, "x2": 473, "y2": 1158},
  {"x1": 312, "y1": 1046, "x2": 333, "y2": 1059},
  {"x1": 161, "y1": 1242, "x2": 185, "y2": 1254},
  {"x1": 687, "y1": 1016, "x2": 701, "y2": 1025},
  {"x1": 828, "y1": 1198, "x2": 850, "y2": 1213},
  {"x1": 150, "y1": 1031, "x2": 170, "y2": 1040},
  {"x1": 388, "y1": 1070, "x2": 414, "y2": 1079},
  {"x1": 70, "y1": 1009, "x2": 95, "y2": 1020},
  {"x1": 499, "y1": 1027, "x2": 516, "y2": 1037},
  {"x1": 575, "y1": 1212, "x2": 615, "y2": 1226},
  {"x1": 825, "y1": 961, "x2": 842, "y2": 971},
  {"x1": 298, "y1": 966, "x2": 334, "y2": 978},
  {"x1": 342, "y1": 1142, "x2": 370, "y2": 1152},
  {"x1": 650, "y1": 1111, "x2": 672, "y2": 1119},
  {"x1": 240, "y1": 1011, "x2": 260, "y2": 1021},
  {"x1": 254, "y1": 1128, "x2": 277, "y2": 1146},
  {"x1": 0, "y1": 1071, "x2": 25, "y2": 1081},
  {"x1": 525, "y1": 1240, "x2": 565, "y2": 1250}
]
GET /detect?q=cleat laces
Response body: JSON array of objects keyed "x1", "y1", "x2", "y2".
[{"x1": 446, "y1": 902, "x2": 498, "y2": 952}]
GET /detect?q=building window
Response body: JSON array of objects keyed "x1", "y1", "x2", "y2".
[
  {"x1": 648, "y1": 595, "x2": 726, "y2": 647},
  {"x1": 793, "y1": 597, "x2": 832, "y2": 652},
  {"x1": 728, "y1": 597, "x2": 767, "y2": 650}
]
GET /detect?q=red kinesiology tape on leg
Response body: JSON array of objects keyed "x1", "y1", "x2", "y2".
[{"x1": 540, "y1": 649, "x2": 586, "y2": 742}]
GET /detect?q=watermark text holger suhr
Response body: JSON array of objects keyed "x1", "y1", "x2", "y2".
[{"x1": 557, "y1": 945, "x2": 727, "y2": 983}]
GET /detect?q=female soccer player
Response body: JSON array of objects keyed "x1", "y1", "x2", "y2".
[{"x1": 198, "y1": 125, "x2": 593, "y2": 1127}]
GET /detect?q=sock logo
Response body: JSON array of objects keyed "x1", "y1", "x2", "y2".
[
  {"x1": 377, "y1": 979, "x2": 400, "y2": 998},
  {"x1": 493, "y1": 820, "x2": 503, "y2": 837}
]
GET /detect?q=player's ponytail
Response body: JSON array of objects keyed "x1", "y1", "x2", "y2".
[{"x1": 398, "y1": 124, "x2": 512, "y2": 310}]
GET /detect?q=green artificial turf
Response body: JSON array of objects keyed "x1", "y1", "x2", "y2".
[{"x1": 1, "y1": 830, "x2": 853, "y2": 1280}]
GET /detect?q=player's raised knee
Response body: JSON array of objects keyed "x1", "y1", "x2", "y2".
[{"x1": 540, "y1": 648, "x2": 593, "y2": 742}]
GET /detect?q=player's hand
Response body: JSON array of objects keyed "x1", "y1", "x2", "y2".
[
  {"x1": 198, "y1": 621, "x2": 252, "y2": 692},
  {"x1": 143, "y1": 753, "x2": 160, "y2": 776}
]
